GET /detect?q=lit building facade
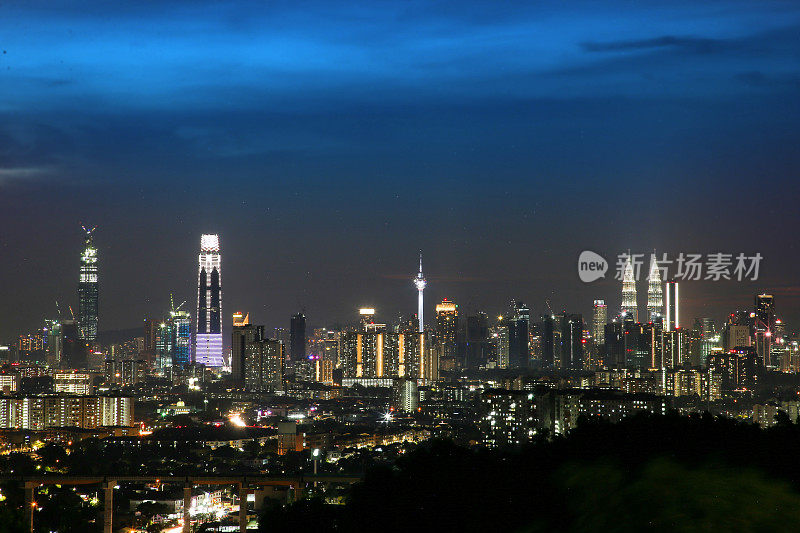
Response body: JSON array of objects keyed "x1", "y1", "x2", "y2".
[
  {"x1": 195, "y1": 234, "x2": 223, "y2": 367},
  {"x1": 0, "y1": 395, "x2": 134, "y2": 429},
  {"x1": 393, "y1": 378, "x2": 419, "y2": 412},
  {"x1": 435, "y1": 299, "x2": 458, "y2": 364},
  {"x1": 621, "y1": 255, "x2": 638, "y2": 322},
  {"x1": 665, "y1": 281, "x2": 679, "y2": 331},
  {"x1": 78, "y1": 226, "x2": 99, "y2": 342},
  {"x1": 54, "y1": 372, "x2": 92, "y2": 395},
  {"x1": 480, "y1": 389, "x2": 537, "y2": 448},
  {"x1": 647, "y1": 253, "x2": 663, "y2": 323},
  {"x1": 340, "y1": 323, "x2": 436, "y2": 382},
  {"x1": 244, "y1": 339, "x2": 284, "y2": 392}
]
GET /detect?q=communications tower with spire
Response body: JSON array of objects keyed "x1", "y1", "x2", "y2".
[{"x1": 413, "y1": 252, "x2": 426, "y2": 332}]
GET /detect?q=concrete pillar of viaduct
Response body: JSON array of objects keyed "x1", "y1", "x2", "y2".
[{"x1": 102, "y1": 480, "x2": 116, "y2": 533}]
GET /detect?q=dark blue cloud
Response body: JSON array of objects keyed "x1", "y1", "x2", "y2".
[{"x1": 1, "y1": 0, "x2": 800, "y2": 338}]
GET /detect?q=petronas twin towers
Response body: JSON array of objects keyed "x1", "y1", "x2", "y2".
[{"x1": 620, "y1": 252, "x2": 663, "y2": 323}]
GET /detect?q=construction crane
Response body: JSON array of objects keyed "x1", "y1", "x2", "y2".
[{"x1": 169, "y1": 293, "x2": 187, "y2": 314}]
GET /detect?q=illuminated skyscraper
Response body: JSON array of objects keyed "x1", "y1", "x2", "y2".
[
  {"x1": 171, "y1": 310, "x2": 192, "y2": 367},
  {"x1": 560, "y1": 313, "x2": 584, "y2": 370},
  {"x1": 754, "y1": 294, "x2": 775, "y2": 368},
  {"x1": 195, "y1": 234, "x2": 223, "y2": 367},
  {"x1": 413, "y1": 253, "x2": 426, "y2": 332},
  {"x1": 647, "y1": 253, "x2": 663, "y2": 323},
  {"x1": 508, "y1": 300, "x2": 530, "y2": 368},
  {"x1": 77, "y1": 226, "x2": 99, "y2": 342},
  {"x1": 232, "y1": 312, "x2": 262, "y2": 381},
  {"x1": 621, "y1": 255, "x2": 638, "y2": 322},
  {"x1": 435, "y1": 299, "x2": 458, "y2": 362},
  {"x1": 592, "y1": 300, "x2": 607, "y2": 345},
  {"x1": 665, "y1": 281, "x2": 679, "y2": 331}
]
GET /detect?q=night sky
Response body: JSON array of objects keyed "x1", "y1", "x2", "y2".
[{"x1": 2, "y1": 0, "x2": 800, "y2": 341}]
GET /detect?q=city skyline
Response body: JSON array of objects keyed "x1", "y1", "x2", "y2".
[{"x1": 3, "y1": 3, "x2": 800, "y2": 532}]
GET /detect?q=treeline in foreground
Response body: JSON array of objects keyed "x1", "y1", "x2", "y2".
[{"x1": 263, "y1": 412, "x2": 800, "y2": 532}]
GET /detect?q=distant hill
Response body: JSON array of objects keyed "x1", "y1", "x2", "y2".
[{"x1": 97, "y1": 327, "x2": 144, "y2": 345}]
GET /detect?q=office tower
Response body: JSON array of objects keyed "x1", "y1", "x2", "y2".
[
  {"x1": 60, "y1": 320, "x2": 88, "y2": 369},
  {"x1": 413, "y1": 253, "x2": 426, "y2": 332},
  {"x1": 700, "y1": 317, "x2": 716, "y2": 337},
  {"x1": 755, "y1": 294, "x2": 776, "y2": 332},
  {"x1": 435, "y1": 299, "x2": 458, "y2": 361},
  {"x1": 664, "y1": 281, "x2": 679, "y2": 331},
  {"x1": 290, "y1": 313, "x2": 307, "y2": 361},
  {"x1": 231, "y1": 311, "x2": 249, "y2": 378},
  {"x1": 171, "y1": 310, "x2": 192, "y2": 367},
  {"x1": 44, "y1": 320, "x2": 62, "y2": 367},
  {"x1": 621, "y1": 255, "x2": 637, "y2": 322},
  {"x1": 560, "y1": 313, "x2": 584, "y2": 369},
  {"x1": 142, "y1": 317, "x2": 158, "y2": 361},
  {"x1": 508, "y1": 301, "x2": 530, "y2": 368},
  {"x1": 232, "y1": 312, "x2": 264, "y2": 381},
  {"x1": 604, "y1": 321, "x2": 625, "y2": 368},
  {"x1": 662, "y1": 328, "x2": 686, "y2": 369},
  {"x1": 155, "y1": 320, "x2": 173, "y2": 368},
  {"x1": 622, "y1": 322, "x2": 653, "y2": 369},
  {"x1": 77, "y1": 225, "x2": 99, "y2": 342},
  {"x1": 541, "y1": 314, "x2": 559, "y2": 367},
  {"x1": 490, "y1": 317, "x2": 510, "y2": 369},
  {"x1": 725, "y1": 324, "x2": 752, "y2": 351},
  {"x1": 465, "y1": 312, "x2": 490, "y2": 368},
  {"x1": 754, "y1": 294, "x2": 775, "y2": 367},
  {"x1": 592, "y1": 300, "x2": 607, "y2": 345},
  {"x1": 195, "y1": 234, "x2": 223, "y2": 367},
  {"x1": 647, "y1": 253, "x2": 663, "y2": 322},
  {"x1": 244, "y1": 338, "x2": 284, "y2": 391}
]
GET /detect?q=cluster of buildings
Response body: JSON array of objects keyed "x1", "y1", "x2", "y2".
[
  {"x1": 0, "y1": 394, "x2": 133, "y2": 430},
  {"x1": 3, "y1": 232, "x2": 800, "y2": 460}
]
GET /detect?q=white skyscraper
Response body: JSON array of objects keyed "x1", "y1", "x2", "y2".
[
  {"x1": 621, "y1": 254, "x2": 638, "y2": 322},
  {"x1": 647, "y1": 253, "x2": 664, "y2": 323},
  {"x1": 195, "y1": 234, "x2": 224, "y2": 367},
  {"x1": 665, "y1": 281, "x2": 679, "y2": 331},
  {"x1": 592, "y1": 300, "x2": 607, "y2": 345},
  {"x1": 413, "y1": 252, "x2": 426, "y2": 332}
]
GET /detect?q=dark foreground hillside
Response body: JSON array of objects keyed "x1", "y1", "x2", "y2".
[{"x1": 262, "y1": 413, "x2": 800, "y2": 532}]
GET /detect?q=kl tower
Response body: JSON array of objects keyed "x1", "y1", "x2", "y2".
[{"x1": 413, "y1": 252, "x2": 426, "y2": 332}]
